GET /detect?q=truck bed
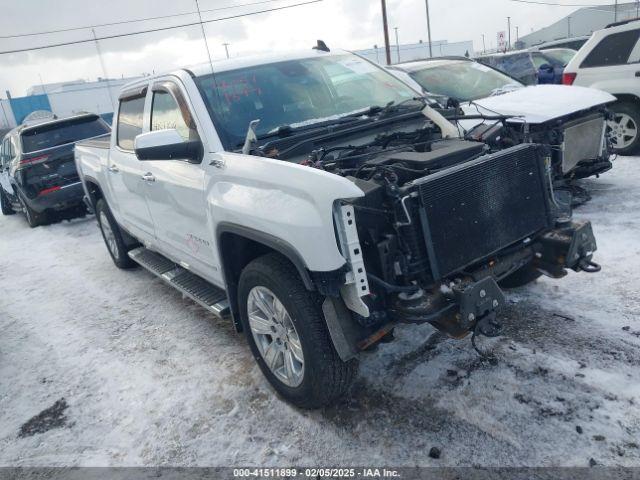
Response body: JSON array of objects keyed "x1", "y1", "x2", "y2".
[{"x1": 76, "y1": 133, "x2": 111, "y2": 149}]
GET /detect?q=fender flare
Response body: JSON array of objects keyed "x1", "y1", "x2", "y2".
[{"x1": 216, "y1": 222, "x2": 314, "y2": 290}]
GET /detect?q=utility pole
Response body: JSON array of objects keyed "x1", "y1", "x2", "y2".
[
  {"x1": 482, "y1": 34, "x2": 486, "y2": 53},
  {"x1": 516, "y1": 26, "x2": 519, "y2": 42},
  {"x1": 568, "y1": 16, "x2": 571, "y2": 37},
  {"x1": 424, "y1": 0, "x2": 433, "y2": 58},
  {"x1": 394, "y1": 27, "x2": 400, "y2": 63},
  {"x1": 614, "y1": 0, "x2": 618, "y2": 22},
  {"x1": 507, "y1": 16, "x2": 511, "y2": 50},
  {"x1": 222, "y1": 43, "x2": 230, "y2": 59},
  {"x1": 380, "y1": 0, "x2": 391, "y2": 65}
]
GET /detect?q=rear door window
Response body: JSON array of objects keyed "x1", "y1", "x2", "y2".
[
  {"x1": 581, "y1": 29, "x2": 640, "y2": 67},
  {"x1": 21, "y1": 117, "x2": 110, "y2": 153},
  {"x1": 117, "y1": 95, "x2": 146, "y2": 150}
]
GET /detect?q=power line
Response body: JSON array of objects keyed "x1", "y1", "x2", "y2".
[
  {"x1": 0, "y1": 0, "x2": 323, "y2": 55},
  {"x1": 0, "y1": 0, "x2": 292, "y2": 39}
]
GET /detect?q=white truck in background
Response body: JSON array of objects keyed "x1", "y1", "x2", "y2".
[{"x1": 75, "y1": 47, "x2": 600, "y2": 408}]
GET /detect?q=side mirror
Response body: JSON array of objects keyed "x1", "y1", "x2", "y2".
[{"x1": 134, "y1": 129, "x2": 203, "y2": 163}]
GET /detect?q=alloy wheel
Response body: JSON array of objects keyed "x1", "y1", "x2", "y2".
[
  {"x1": 607, "y1": 113, "x2": 638, "y2": 151},
  {"x1": 247, "y1": 286, "x2": 304, "y2": 387}
]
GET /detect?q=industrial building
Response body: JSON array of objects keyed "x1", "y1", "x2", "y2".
[
  {"x1": 518, "y1": 1, "x2": 640, "y2": 48},
  {"x1": 0, "y1": 76, "x2": 141, "y2": 129}
]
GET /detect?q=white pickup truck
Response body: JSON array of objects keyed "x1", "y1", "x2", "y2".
[{"x1": 75, "y1": 47, "x2": 601, "y2": 408}]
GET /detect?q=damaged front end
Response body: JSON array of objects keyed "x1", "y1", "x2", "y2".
[
  {"x1": 328, "y1": 142, "x2": 600, "y2": 356},
  {"x1": 467, "y1": 109, "x2": 613, "y2": 183}
]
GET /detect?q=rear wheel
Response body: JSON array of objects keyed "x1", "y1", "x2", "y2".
[
  {"x1": 18, "y1": 195, "x2": 45, "y2": 228},
  {"x1": 238, "y1": 253, "x2": 357, "y2": 409},
  {"x1": 0, "y1": 188, "x2": 15, "y2": 215},
  {"x1": 499, "y1": 265, "x2": 542, "y2": 289},
  {"x1": 96, "y1": 198, "x2": 136, "y2": 269},
  {"x1": 607, "y1": 102, "x2": 640, "y2": 155}
]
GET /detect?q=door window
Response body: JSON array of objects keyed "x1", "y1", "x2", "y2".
[
  {"x1": 150, "y1": 90, "x2": 198, "y2": 142},
  {"x1": 581, "y1": 29, "x2": 640, "y2": 68},
  {"x1": 117, "y1": 95, "x2": 146, "y2": 150}
]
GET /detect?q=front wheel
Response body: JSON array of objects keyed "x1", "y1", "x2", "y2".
[
  {"x1": 96, "y1": 198, "x2": 136, "y2": 269},
  {"x1": 238, "y1": 253, "x2": 357, "y2": 409}
]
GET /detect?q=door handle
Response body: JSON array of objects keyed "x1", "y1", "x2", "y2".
[
  {"x1": 141, "y1": 172, "x2": 156, "y2": 183},
  {"x1": 108, "y1": 164, "x2": 119, "y2": 173}
]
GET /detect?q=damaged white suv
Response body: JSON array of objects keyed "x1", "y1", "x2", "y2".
[{"x1": 75, "y1": 47, "x2": 600, "y2": 408}]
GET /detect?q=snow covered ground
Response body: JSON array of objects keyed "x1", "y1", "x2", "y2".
[{"x1": 0, "y1": 157, "x2": 638, "y2": 468}]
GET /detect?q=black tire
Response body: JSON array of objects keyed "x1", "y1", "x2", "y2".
[
  {"x1": 18, "y1": 195, "x2": 45, "y2": 228},
  {"x1": 238, "y1": 253, "x2": 357, "y2": 409},
  {"x1": 0, "y1": 188, "x2": 15, "y2": 215},
  {"x1": 608, "y1": 102, "x2": 640, "y2": 156},
  {"x1": 95, "y1": 198, "x2": 137, "y2": 269},
  {"x1": 499, "y1": 265, "x2": 543, "y2": 289}
]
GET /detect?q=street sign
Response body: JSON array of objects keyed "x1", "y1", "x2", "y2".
[{"x1": 497, "y1": 31, "x2": 506, "y2": 51}]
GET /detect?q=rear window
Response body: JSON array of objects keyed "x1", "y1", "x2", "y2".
[
  {"x1": 581, "y1": 29, "x2": 640, "y2": 68},
  {"x1": 21, "y1": 117, "x2": 110, "y2": 153}
]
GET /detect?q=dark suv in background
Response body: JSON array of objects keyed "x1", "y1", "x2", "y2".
[
  {"x1": 0, "y1": 113, "x2": 110, "y2": 227},
  {"x1": 476, "y1": 48, "x2": 576, "y2": 85}
]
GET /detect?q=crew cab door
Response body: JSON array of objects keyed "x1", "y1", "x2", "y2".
[
  {"x1": 138, "y1": 80, "x2": 217, "y2": 280},
  {"x1": 107, "y1": 88, "x2": 155, "y2": 241}
]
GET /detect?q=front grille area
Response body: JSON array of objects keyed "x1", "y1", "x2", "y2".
[
  {"x1": 415, "y1": 144, "x2": 552, "y2": 279},
  {"x1": 562, "y1": 115, "x2": 606, "y2": 173}
]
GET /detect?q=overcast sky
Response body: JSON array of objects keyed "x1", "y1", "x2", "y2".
[{"x1": 0, "y1": 0, "x2": 618, "y2": 96}]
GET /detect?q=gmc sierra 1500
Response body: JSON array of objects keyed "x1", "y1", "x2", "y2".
[{"x1": 75, "y1": 48, "x2": 600, "y2": 408}]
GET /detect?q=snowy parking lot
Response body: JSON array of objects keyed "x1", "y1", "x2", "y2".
[{"x1": 0, "y1": 156, "x2": 639, "y2": 468}]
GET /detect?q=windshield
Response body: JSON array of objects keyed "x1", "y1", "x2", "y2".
[
  {"x1": 194, "y1": 54, "x2": 418, "y2": 149},
  {"x1": 407, "y1": 61, "x2": 522, "y2": 102},
  {"x1": 21, "y1": 116, "x2": 110, "y2": 153},
  {"x1": 540, "y1": 48, "x2": 576, "y2": 66}
]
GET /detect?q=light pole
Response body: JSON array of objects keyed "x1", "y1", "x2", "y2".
[
  {"x1": 568, "y1": 16, "x2": 571, "y2": 38},
  {"x1": 394, "y1": 27, "x2": 400, "y2": 63},
  {"x1": 482, "y1": 34, "x2": 486, "y2": 53},
  {"x1": 380, "y1": 0, "x2": 392, "y2": 65},
  {"x1": 507, "y1": 16, "x2": 511, "y2": 50},
  {"x1": 222, "y1": 43, "x2": 230, "y2": 59},
  {"x1": 516, "y1": 26, "x2": 519, "y2": 42},
  {"x1": 424, "y1": 0, "x2": 433, "y2": 58},
  {"x1": 614, "y1": 0, "x2": 618, "y2": 22}
]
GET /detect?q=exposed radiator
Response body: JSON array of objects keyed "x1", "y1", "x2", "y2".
[
  {"x1": 562, "y1": 115, "x2": 606, "y2": 173},
  {"x1": 415, "y1": 144, "x2": 553, "y2": 280}
]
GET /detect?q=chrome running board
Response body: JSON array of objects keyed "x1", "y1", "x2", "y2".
[{"x1": 128, "y1": 247, "x2": 229, "y2": 317}]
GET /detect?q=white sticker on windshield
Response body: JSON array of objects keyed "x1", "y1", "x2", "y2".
[
  {"x1": 470, "y1": 62, "x2": 492, "y2": 72},
  {"x1": 338, "y1": 58, "x2": 378, "y2": 75}
]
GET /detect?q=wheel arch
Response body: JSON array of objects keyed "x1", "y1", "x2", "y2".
[
  {"x1": 612, "y1": 94, "x2": 640, "y2": 105},
  {"x1": 216, "y1": 223, "x2": 315, "y2": 332},
  {"x1": 82, "y1": 176, "x2": 104, "y2": 209}
]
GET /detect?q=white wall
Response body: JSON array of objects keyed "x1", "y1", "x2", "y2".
[{"x1": 45, "y1": 79, "x2": 137, "y2": 117}]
